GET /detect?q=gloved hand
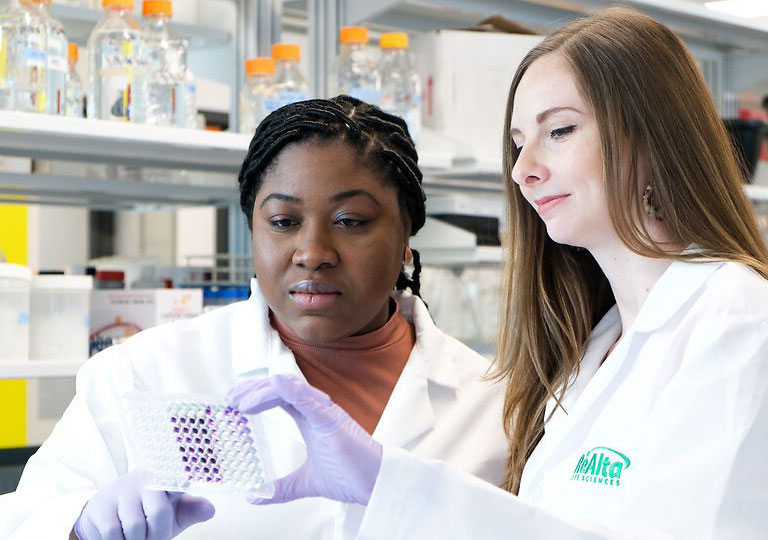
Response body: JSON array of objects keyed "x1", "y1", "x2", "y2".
[
  {"x1": 227, "y1": 374, "x2": 382, "y2": 505},
  {"x1": 73, "y1": 470, "x2": 215, "y2": 540}
]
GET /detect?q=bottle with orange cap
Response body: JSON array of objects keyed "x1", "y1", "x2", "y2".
[
  {"x1": 65, "y1": 42, "x2": 83, "y2": 117},
  {"x1": 87, "y1": 0, "x2": 140, "y2": 120},
  {"x1": 263, "y1": 42, "x2": 308, "y2": 114},
  {"x1": 331, "y1": 25, "x2": 379, "y2": 104},
  {"x1": 132, "y1": 0, "x2": 175, "y2": 125},
  {"x1": 239, "y1": 56, "x2": 273, "y2": 133},
  {"x1": 28, "y1": 0, "x2": 67, "y2": 115},
  {"x1": 379, "y1": 32, "x2": 421, "y2": 145},
  {"x1": 9, "y1": 0, "x2": 46, "y2": 113}
]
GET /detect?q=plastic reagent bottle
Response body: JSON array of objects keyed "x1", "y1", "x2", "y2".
[
  {"x1": 11, "y1": 0, "x2": 46, "y2": 113},
  {"x1": 379, "y1": 32, "x2": 421, "y2": 146},
  {"x1": 239, "y1": 56, "x2": 273, "y2": 134},
  {"x1": 133, "y1": 0, "x2": 175, "y2": 125},
  {"x1": 263, "y1": 42, "x2": 308, "y2": 114},
  {"x1": 0, "y1": 0, "x2": 24, "y2": 110},
  {"x1": 65, "y1": 42, "x2": 83, "y2": 117},
  {"x1": 172, "y1": 38, "x2": 196, "y2": 129},
  {"x1": 332, "y1": 26, "x2": 379, "y2": 104},
  {"x1": 30, "y1": 0, "x2": 66, "y2": 115},
  {"x1": 87, "y1": 0, "x2": 140, "y2": 121}
]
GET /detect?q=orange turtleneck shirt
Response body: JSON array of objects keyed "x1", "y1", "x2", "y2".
[{"x1": 270, "y1": 300, "x2": 416, "y2": 435}]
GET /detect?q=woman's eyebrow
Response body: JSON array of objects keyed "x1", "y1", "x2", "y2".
[
  {"x1": 329, "y1": 189, "x2": 380, "y2": 206},
  {"x1": 535, "y1": 106, "x2": 582, "y2": 123},
  {"x1": 510, "y1": 106, "x2": 584, "y2": 137},
  {"x1": 260, "y1": 193, "x2": 300, "y2": 208}
]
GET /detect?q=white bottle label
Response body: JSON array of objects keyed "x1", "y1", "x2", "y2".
[
  {"x1": 24, "y1": 48, "x2": 45, "y2": 68},
  {"x1": 97, "y1": 41, "x2": 136, "y2": 120},
  {"x1": 21, "y1": 33, "x2": 45, "y2": 67},
  {"x1": 47, "y1": 55, "x2": 67, "y2": 72}
]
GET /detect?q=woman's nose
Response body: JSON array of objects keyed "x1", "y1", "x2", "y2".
[
  {"x1": 292, "y1": 225, "x2": 339, "y2": 270},
  {"x1": 511, "y1": 144, "x2": 548, "y2": 187}
]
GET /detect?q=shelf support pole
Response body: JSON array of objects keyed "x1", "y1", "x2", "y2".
[
  {"x1": 235, "y1": 0, "x2": 283, "y2": 130},
  {"x1": 308, "y1": 0, "x2": 346, "y2": 99}
]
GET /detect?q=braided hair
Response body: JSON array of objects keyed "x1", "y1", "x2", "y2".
[{"x1": 237, "y1": 95, "x2": 426, "y2": 298}]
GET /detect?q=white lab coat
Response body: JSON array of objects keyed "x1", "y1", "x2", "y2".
[
  {"x1": 0, "y1": 281, "x2": 508, "y2": 540},
  {"x1": 358, "y1": 259, "x2": 768, "y2": 539}
]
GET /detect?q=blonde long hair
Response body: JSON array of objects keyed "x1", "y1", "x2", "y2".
[{"x1": 496, "y1": 7, "x2": 768, "y2": 493}]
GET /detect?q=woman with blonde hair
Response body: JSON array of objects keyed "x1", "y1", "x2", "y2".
[{"x1": 234, "y1": 8, "x2": 767, "y2": 538}]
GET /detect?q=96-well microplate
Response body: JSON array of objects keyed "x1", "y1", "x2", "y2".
[{"x1": 123, "y1": 392, "x2": 274, "y2": 498}]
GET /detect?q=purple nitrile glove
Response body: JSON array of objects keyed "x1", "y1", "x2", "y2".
[
  {"x1": 73, "y1": 470, "x2": 215, "y2": 540},
  {"x1": 226, "y1": 374, "x2": 382, "y2": 506}
]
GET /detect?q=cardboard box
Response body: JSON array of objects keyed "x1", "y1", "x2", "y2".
[
  {"x1": 90, "y1": 289, "x2": 203, "y2": 354},
  {"x1": 414, "y1": 29, "x2": 542, "y2": 168}
]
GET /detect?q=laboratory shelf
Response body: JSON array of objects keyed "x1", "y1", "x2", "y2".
[
  {"x1": 0, "y1": 111, "x2": 510, "y2": 208},
  {"x1": 0, "y1": 171, "x2": 238, "y2": 210},
  {"x1": 0, "y1": 361, "x2": 83, "y2": 379},
  {"x1": 427, "y1": 192, "x2": 504, "y2": 218},
  {"x1": 424, "y1": 163, "x2": 504, "y2": 181},
  {"x1": 0, "y1": 111, "x2": 478, "y2": 179},
  {"x1": 50, "y1": 4, "x2": 232, "y2": 48},
  {"x1": 418, "y1": 245, "x2": 502, "y2": 267},
  {"x1": 423, "y1": 176, "x2": 503, "y2": 196},
  {"x1": 343, "y1": 0, "x2": 768, "y2": 52},
  {"x1": 0, "y1": 111, "x2": 249, "y2": 173}
]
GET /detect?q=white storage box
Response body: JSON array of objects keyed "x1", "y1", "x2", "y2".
[
  {"x1": 29, "y1": 275, "x2": 93, "y2": 361},
  {"x1": 90, "y1": 289, "x2": 203, "y2": 354},
  {"x1": 0, "y1": 263, "x2": 31, "y2": 361},
  {"x1": 414, "y1": 29, "x2": 542, "y2": 167}
]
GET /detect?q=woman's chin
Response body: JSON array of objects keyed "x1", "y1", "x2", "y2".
[
  {"x1": 546, "y1": 228, "x2": 577, "y2": 247},
  {"x1": 288, "y1": 318, "x2": 352, "y2": 343}
]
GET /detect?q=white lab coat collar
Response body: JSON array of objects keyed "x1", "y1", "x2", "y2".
[
  {"x1": 529, "y1": 259, "x2": 726, "y2": 488},
  {"x1": 543, "y1": 305, "x2": 621, "y2": 423},
  {"x1": 227, "y1": 281, "x2": 462, "y2": 449},
  {"x1": 230, "y1": 279, "x2": 462, "y2": 389},
  {"x1": 630, "y1": 258, "x2": 723, "y2": 333},
  {"x1": 370, "y1": 290, "x2": 465, "y2": 449},
  {"x1": 228, "y1": 279, "x2": 304, "y2": 380},
  {"x1": 543, "y1": 257, "x2": 724, "y2": 423},
  {"x1": 390, "y1": 289, "x2": 462, "y2": 390}
]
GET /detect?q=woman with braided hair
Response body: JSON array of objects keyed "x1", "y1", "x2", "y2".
[{"x1": 1, "y1": 95, "x2": 508, "y2": 540}]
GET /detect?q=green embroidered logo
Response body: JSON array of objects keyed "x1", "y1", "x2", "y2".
[{"x1": 571, "y1": 447, "x2": 630, "y2": 487}]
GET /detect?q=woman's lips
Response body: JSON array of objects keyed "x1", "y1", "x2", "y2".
[
  {"x1": 289, "y1": 281, "x2": 342, "y2": 310},
  {"x1": 534, "y1": 194, "x2": 570, "y2": 216},
  {"x1": 290, "y1": 292, "x2": 340, "y2": 310}
]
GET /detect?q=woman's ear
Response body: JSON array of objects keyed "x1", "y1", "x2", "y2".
[{"x1": 403, "y1": 246, "x2": 413, "y2": 265}]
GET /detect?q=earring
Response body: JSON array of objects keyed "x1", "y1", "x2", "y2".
[
  {"x1": 643, "y1": 184, "x2": 662, "y2": 221},
  {"x1": 403, "y1": 246, "x2": 413, "y2": 265}
]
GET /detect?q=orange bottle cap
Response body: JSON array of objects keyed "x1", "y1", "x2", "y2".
[
  {"x1": 245, "y1": 57, "x2": 275, "y2": 75},
  {"x1": 340, "y1": 26, "x2": 368, "y2": 44},
  {"x1": 380, "y1": 32, "x2": 408, "y2": 49},
  {"x1": 143, "y1": 0, "x2": 171, "y2": 15},
  {"x1": 272, "y1": 43, "x2": 300, "y2": 61},
  {"x1": 103, "y1": 0, "x2": 133, "y2": 8}
]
